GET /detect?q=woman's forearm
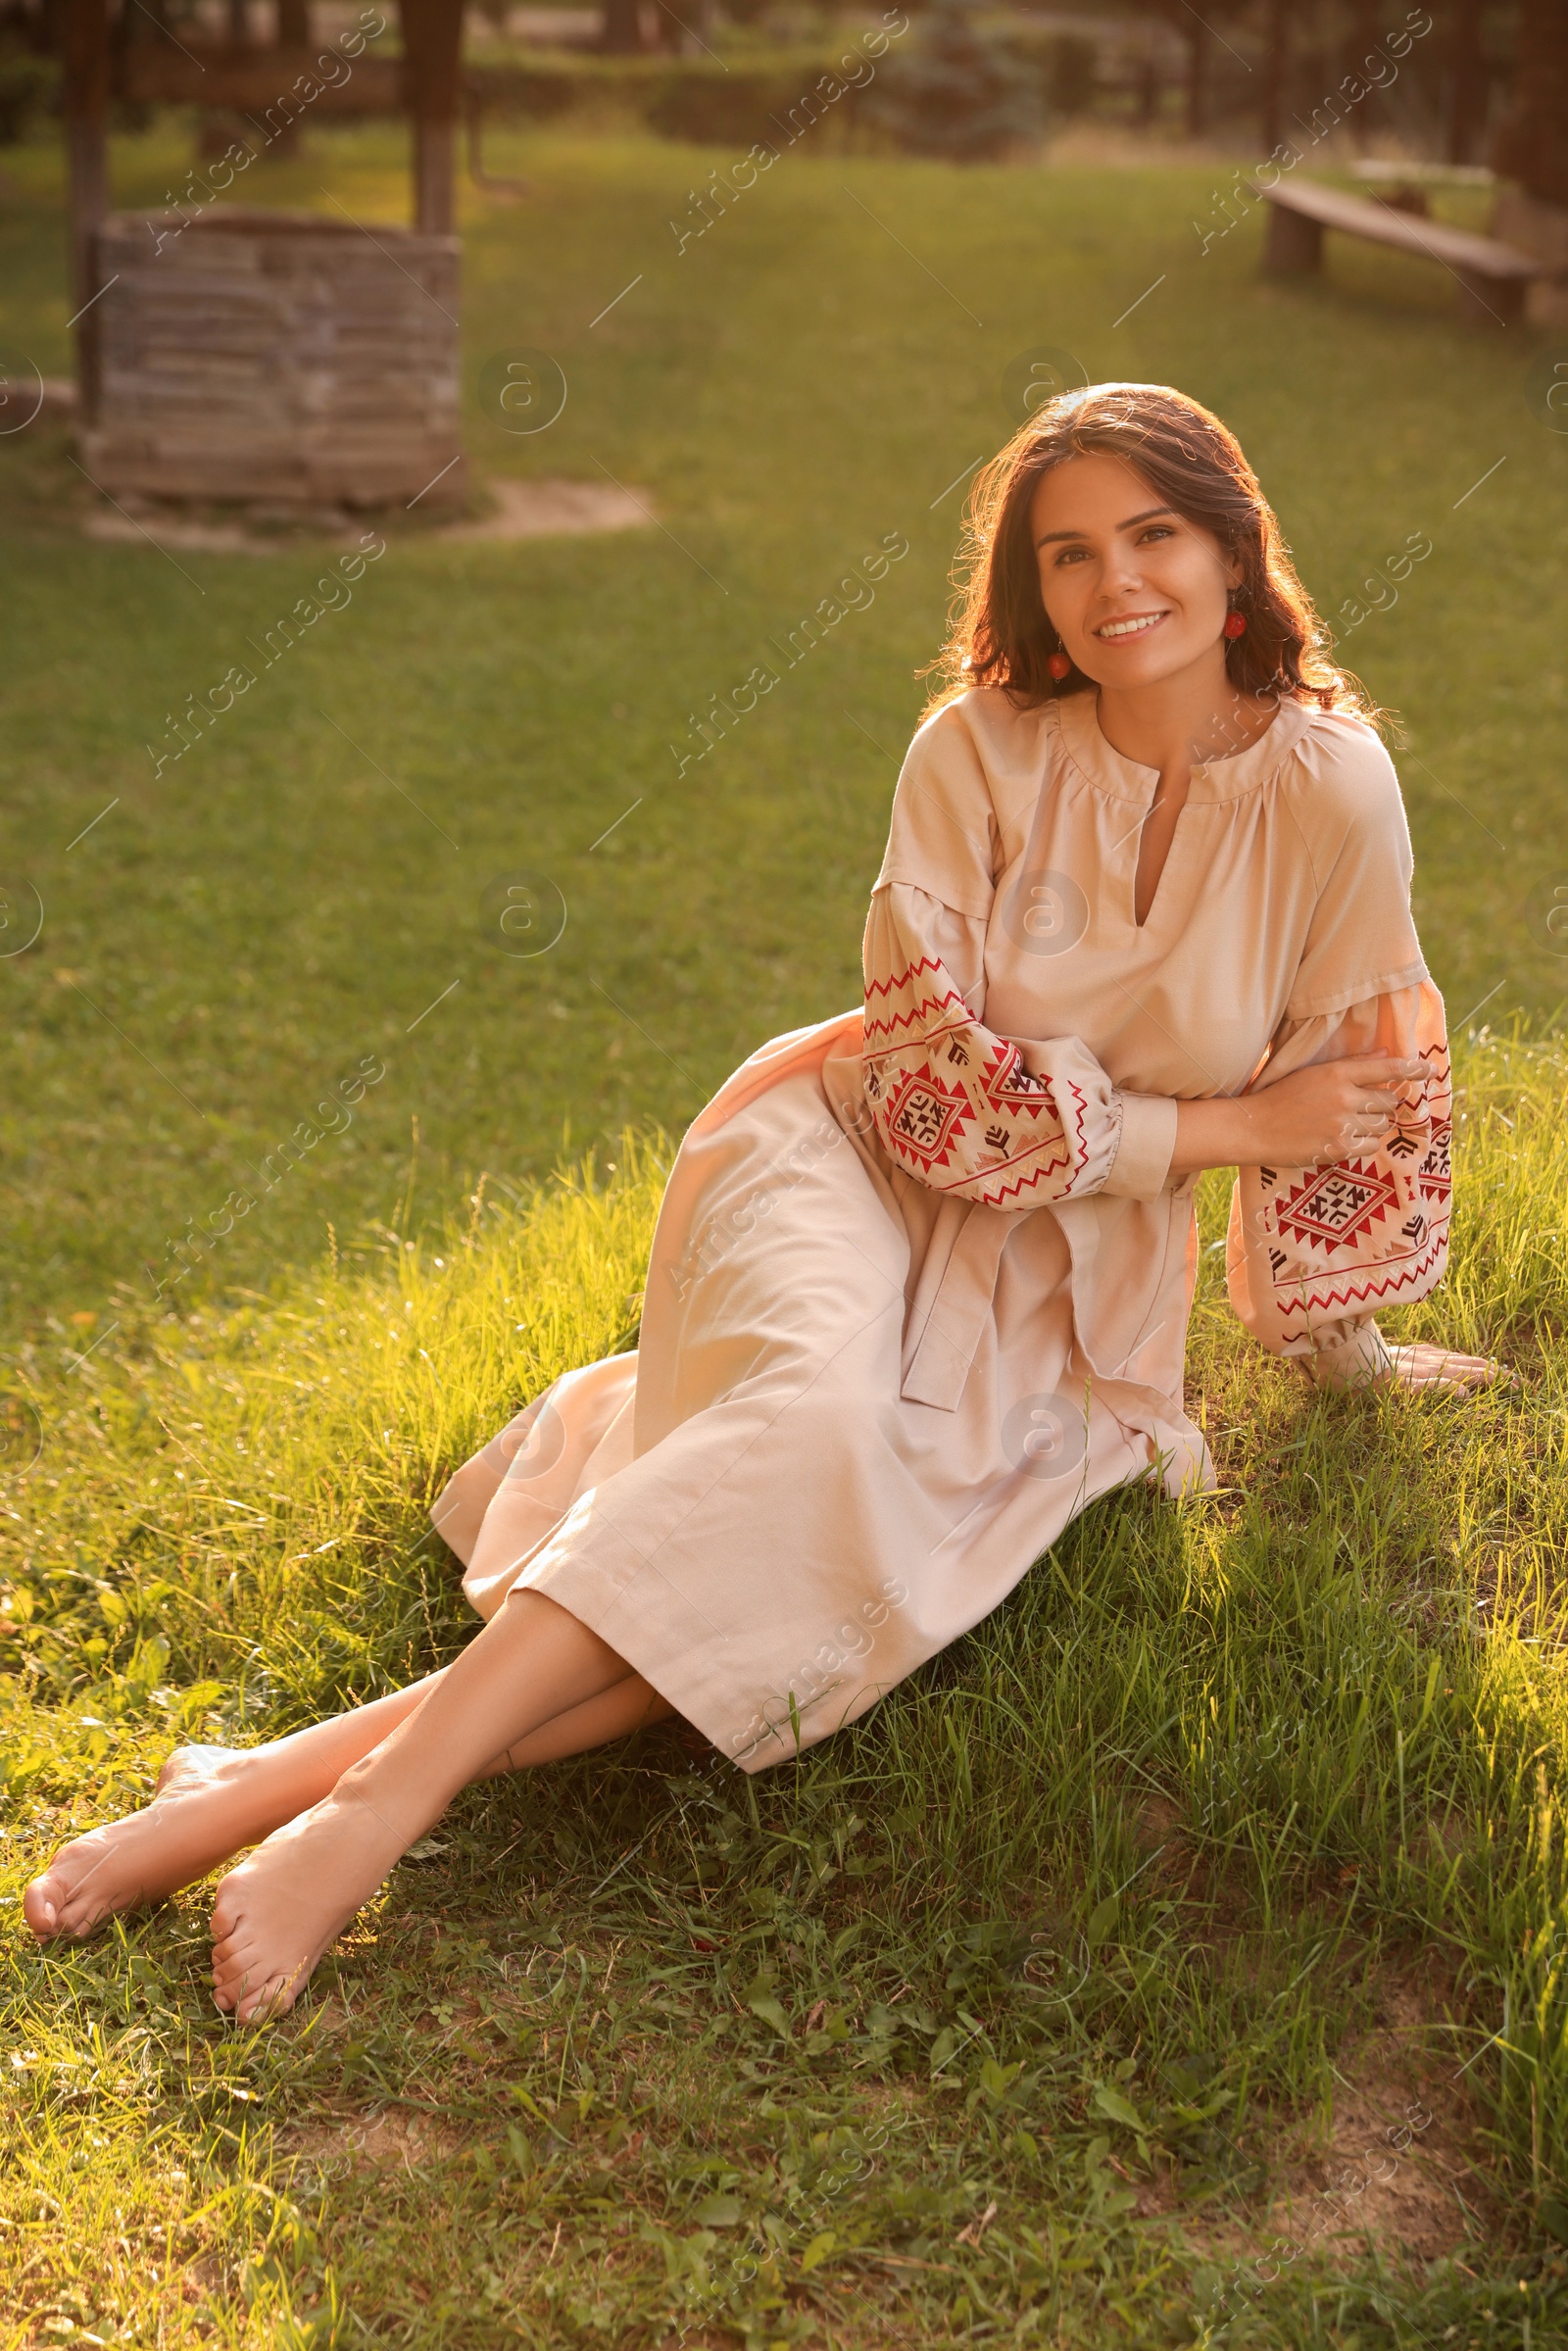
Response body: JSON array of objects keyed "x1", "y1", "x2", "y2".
[
  {"x1": 1165, "y1": 1049, "x2": 1426, "y2": 1179},
  {"x1": 1168, "y1": 1096, "x2": 1264, "y2": 1177}
]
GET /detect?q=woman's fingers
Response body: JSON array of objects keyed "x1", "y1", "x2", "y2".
[
  {"x1": 1339, "y1": 1073, "x2": 1413, "y2": 1109},
  {"x1": 1337, "y1": 1053, "x2": 1426, "y2": 1082},
  {"x1": 1250, "y1": 1051, "x2": 1435, "y2": 1168}
]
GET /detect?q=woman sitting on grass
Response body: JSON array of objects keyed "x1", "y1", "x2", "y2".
[{"x1": 25, "y1": 382, "x2": 1494, "y2": 2019}]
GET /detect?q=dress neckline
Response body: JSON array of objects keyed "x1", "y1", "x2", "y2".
[{"x1": 1053, "y1": 687, "x2": 1320, "y2": 807}]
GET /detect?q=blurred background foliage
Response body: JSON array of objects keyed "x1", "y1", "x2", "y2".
[{"x1": 0, "y1": 3, "x2": 1557, "y2": 178}]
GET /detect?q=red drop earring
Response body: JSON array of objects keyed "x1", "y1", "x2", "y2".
[
  {"x1": 1223, "y1": 611, "x2": 1248, "y2": 640},
  {"x1": 1048, "y1": 651, "x2": 1071, "y2": 679}
]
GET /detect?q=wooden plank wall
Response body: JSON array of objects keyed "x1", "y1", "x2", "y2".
[{"x1": 80, "y1": 211, "x2": 464, "y2": 511}]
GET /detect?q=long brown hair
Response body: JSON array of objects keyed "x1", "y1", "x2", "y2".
[{"x1": 928, "y1": 381, "x2": 1371, "y2": 720}]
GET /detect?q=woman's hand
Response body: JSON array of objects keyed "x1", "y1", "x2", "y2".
[
  {"x1": 1170, "y1": 1054, "x2": 1429, "y2": 1180},
  {"x1": 1241, "y1": 1053, "x2": 1425, "y2": 1168}
]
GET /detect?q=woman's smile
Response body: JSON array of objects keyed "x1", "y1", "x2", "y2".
[{"x1": 1094, "y1": 610, "x2": 1170, "y2": 640}]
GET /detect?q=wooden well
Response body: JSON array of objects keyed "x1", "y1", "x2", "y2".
[
  {"x1": 63, "y1": 0, "x2": 468, "y2": 513},
  {"x1": 79, "y1": 209, "x2": 463, "y2": 510}
]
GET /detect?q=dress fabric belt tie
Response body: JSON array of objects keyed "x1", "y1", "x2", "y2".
[{"x1": 899, "y1": 1200, "x2": 1013, "y2": 1411}]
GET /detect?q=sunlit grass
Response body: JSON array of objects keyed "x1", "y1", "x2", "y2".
[
  {"x1": 3, "y1": 95, "x2": 1568, "y2": 2350},
  {"x1": 3, "y1": 1029, "x2": 1566, "y2": 2344}
]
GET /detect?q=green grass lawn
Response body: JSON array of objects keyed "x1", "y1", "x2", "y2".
[
  {"x1": 1, "y1": 119, "x2": 1565, "y2": 1343},
  {"x1": 2, "y1": 117, "x2": 1568, "y2": 2347}
]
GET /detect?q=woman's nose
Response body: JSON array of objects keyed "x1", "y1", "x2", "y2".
[{"x1": 1101, "y1": 544, "x2": 1143, "y2": 590}]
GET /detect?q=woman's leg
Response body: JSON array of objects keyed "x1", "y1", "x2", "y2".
[
  {"x1": 23, "y1": 1675, "x2": 448, "y2": 1943},
  {"x1": 473, "y1": 1670, "x2": 675, "y2": 1773},
  {"x1": 24, "y1": 1600, "x2": 674, "y2": 1945},
  {"x1": 209, "y1": 1591, "x2": 661, "y2": 2019}
]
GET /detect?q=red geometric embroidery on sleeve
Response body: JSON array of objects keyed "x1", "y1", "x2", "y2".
[
  {"x1": 1418, "y1": 1119, "x2": 1452, "y2": 1206},
  {"x1": 861, "y1": 958, "x2": 966, "y2": 1048},
  {"x1": 861, "y1": 958, "x2": 1091, "y2": 1204},
  {"x1": 1266, "y1": 1132, "x2": 1451, "y2": 1322},
  {"x1": 1242, "y1": 1030, "x2": 1454, "y2": 1345},
  {"x1": 982, "y1": 1041, "x2": 1056, "y2": 1114},
  {"x1": 874, "y1": 1050, "x2": 1077, "y2": 1195},
  {"x1": 1274, "y1": 1228, "x2": 1448, "y2": 1321},
  {"x1": 1273, "y1": 1159, "x2": 1400, "y2": 1253},
  {"x1": 883, "y1": 1063, "x2": 970, "y2": 1169}
]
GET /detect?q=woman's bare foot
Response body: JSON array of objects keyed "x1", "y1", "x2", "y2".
[
  {"x1": 1382, "y1": 1343, "x2": 1505, "y2": 1396},
  {"x1": 23, "y1": 1758, "x2": 263, "y2": 1936},
  {"x1": 209, "y1": 1787, "x2": 413, "y2": 2023},
  {"x1": 23, "y1": 1746, "x2": 301, "y2": 1942}
]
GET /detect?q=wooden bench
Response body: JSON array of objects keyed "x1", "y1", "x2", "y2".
[{"x1": 1252, "y1": 176, "x2": 1542, "y2": 327}]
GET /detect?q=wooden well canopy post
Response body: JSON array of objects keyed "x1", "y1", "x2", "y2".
[
  {"x1": 62, "y1": 0, "x2": 110, "y2": 320},
  {"x1": 400, "y1": 0, "x2": 466, "y2": 236}
]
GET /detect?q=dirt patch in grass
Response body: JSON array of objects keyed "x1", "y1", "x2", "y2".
[
  {"x1": 280, "y1": 2102, "x2": 466, "y2": 2174},
  {"x1": 78, "y1": 474, "x2": 657, "y2": 554},
  {"x1": 442, "y1": 475, "x2": 656, "y2": 541},
  {"x1": 1189, "y1": 1973, "x2": 1504, "y2": 2276}
]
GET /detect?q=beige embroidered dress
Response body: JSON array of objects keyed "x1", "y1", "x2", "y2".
[{"x1": 432, "y1": 689, "x2": 1452, "y2": 1771}]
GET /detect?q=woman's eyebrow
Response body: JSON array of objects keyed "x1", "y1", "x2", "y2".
[{"x1": 1034, "y1": 505, "x2": 1178, "y2": 548}]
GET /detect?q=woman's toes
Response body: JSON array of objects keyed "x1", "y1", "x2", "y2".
[
  {"x1": 20, "y1": 1787, "x2": 268, "y2": 1949},
  {"x1": 212, "y1": 1942, "x2": 255, "y2": 1993},
  {"x1": 22, "y1": 1837, "x2": 116, "y2": 1941},
  {"x1": 212, "y1": 1938, "x2": 302, "y2": 2023},
  {"x1": 202, "y1": 1791, "x2": 411, "y2": 2026},
  {"x1": 236, "y1": 1970, "x2": 301, "y2": 2025},
  {"x1": 22, "y1": 1872, "x2": 64, "y2": 1938}
]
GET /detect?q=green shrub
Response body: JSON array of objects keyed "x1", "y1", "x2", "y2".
[
  {"x1": 644, "y1": 57, "x2": 866, "y2": 148},
  {"x1": 1013, "y1": 26, "x2": 1097, "y2": 117},
  {"x1": 0, "y1": 45, "x2": 56, "y2": 145},
  {"x1": 468, "y1": 54, "x2": 646, "y2": 124},
  {"x1": 468, "y1": 46, "x2": 871, "y2": 148},
  {"x1": 861, "y1": 0, "x2": 1045, "y2": 161}
]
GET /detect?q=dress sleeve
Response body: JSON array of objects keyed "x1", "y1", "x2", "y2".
[
  {"x1": 1225, "y1": 980, "x2": 1452, "y2": 1382},
  {"x1": 862, "y1": 881, "x2": 1177, "y2": 1207}
]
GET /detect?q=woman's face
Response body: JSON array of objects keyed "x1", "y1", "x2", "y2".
[{"x1": 1028, "y1": 452, "x2": 1240, "y2": 691}]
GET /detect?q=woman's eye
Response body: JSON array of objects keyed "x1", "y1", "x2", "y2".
[{"x1": 1139, "y1": 525, "x2": 1175, "y2": 544}]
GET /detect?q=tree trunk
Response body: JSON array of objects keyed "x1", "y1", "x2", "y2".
[
  {"x1": 1447, "y1": 0, "x2": 1485, "y2": 163},
  {"x1": 265, "y1": 0, "x2": 311, "y2": 149},
  {"x1": 1136, "y1": 43, "x2": 1160, "y2": 130},
  {"x1": 1494, "y1": 0, "x2": 1568, "y2": 206},
  {"x1": 1342, "y1": 0, "x2": 1378, "y2": 146},
  {"x1": 1183, "y1": 23, "x2": 1205, "y2": 138},
  {"x1": 401, "y1": 0, "x2": 466, "y2": 233},
  {"x1": 1261, "y1": 0, "x2": 1288, "y2": 151},
  {"x1": 601, "y1": 0, "x2": 643, "y2": 55}
]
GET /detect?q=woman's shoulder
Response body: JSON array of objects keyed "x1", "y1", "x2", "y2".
[
  {"x1": 1280, "y1": 703, "x2": 1409, "y2": 850},
  {"x1": 902, "y1": 686, "x2": 1058, "y2": 813},
  {"x1": 909, "y1": 681, "x2": 1040, "y2": 743},
  {"x1": 880, "y1": 689, "x2": 1056, "y2": 906}
]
